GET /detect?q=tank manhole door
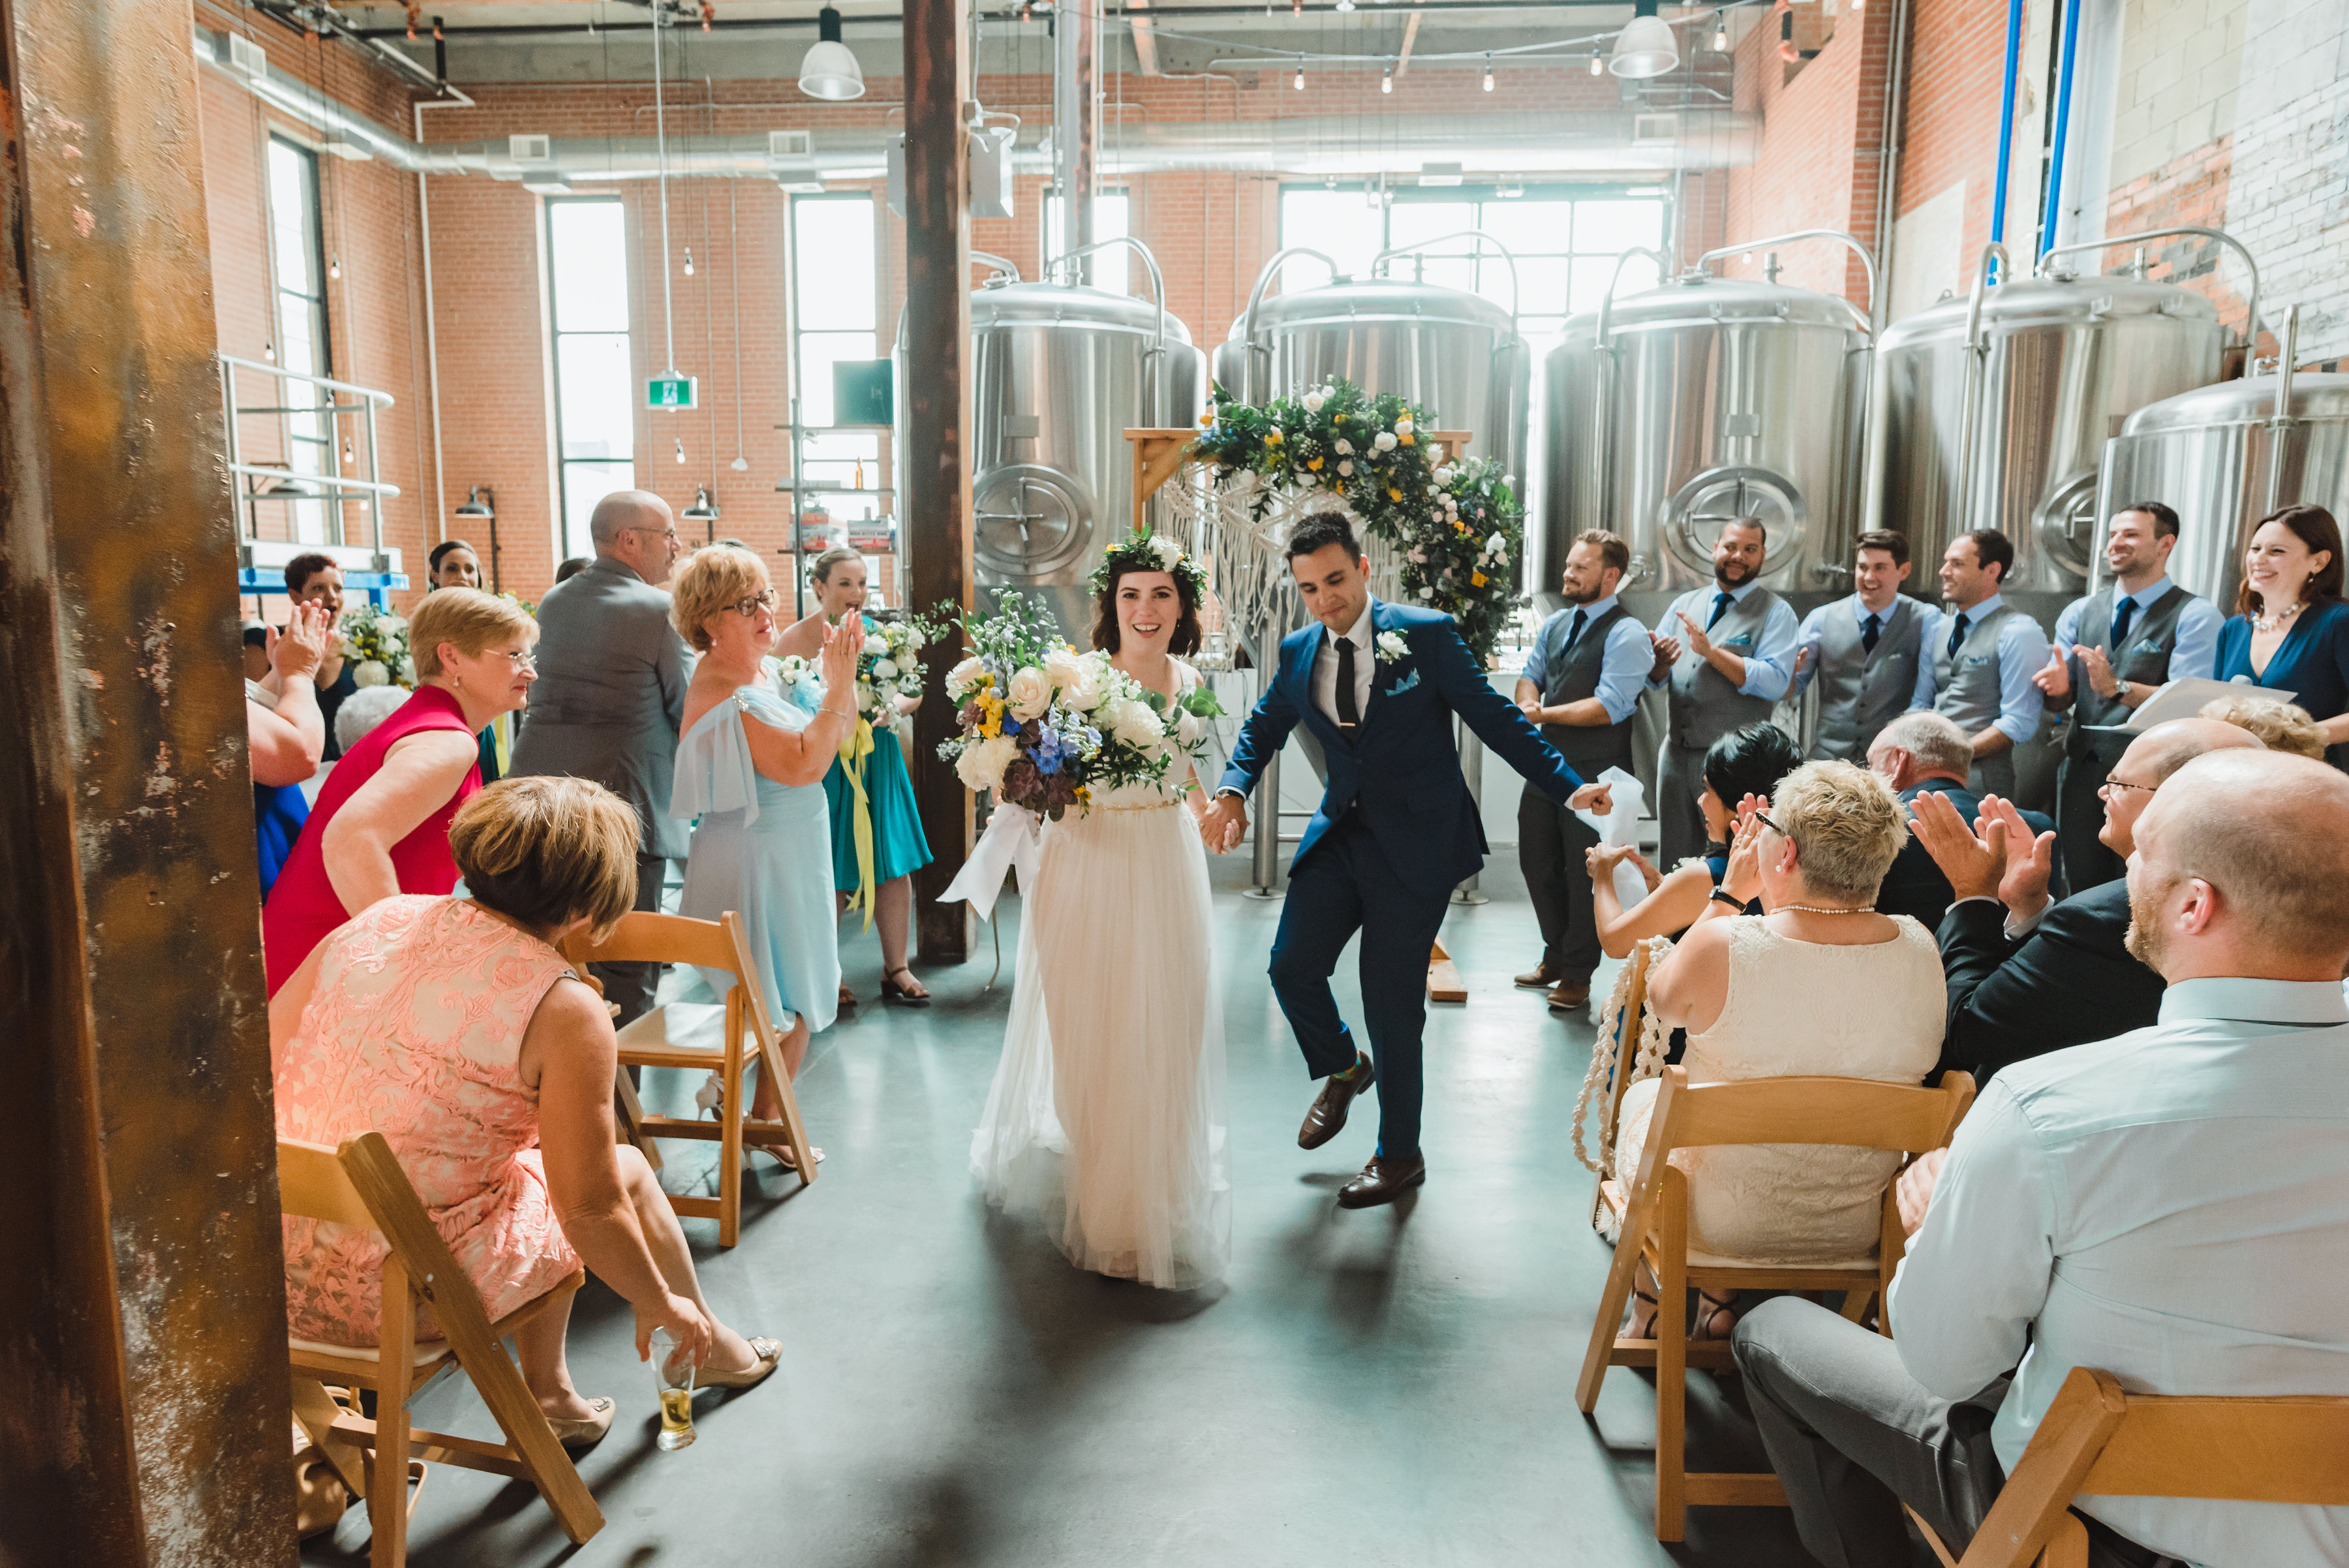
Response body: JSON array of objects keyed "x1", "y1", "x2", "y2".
[
  {"x1": 972, "y1": 463, "x2": 1097, "y2": 583},
  {"x1": 1657, "y1": 465, "x2": 1807, "y2": 580}
]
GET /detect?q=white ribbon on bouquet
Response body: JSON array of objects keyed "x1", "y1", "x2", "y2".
[{"x1": 937, "y1": 803, "x2": 1043, "y2": 921}]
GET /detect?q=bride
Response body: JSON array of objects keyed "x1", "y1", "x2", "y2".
[{"x1": 970, "y1": 534, "x2": 1231, "y2": 1289}]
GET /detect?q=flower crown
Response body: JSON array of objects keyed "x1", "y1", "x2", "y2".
[{"x1": 1089, "y1": 526, "x2": 1207, "y2": 602}]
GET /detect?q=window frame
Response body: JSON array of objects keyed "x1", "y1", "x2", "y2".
[
  {"x1": 544, "y1": 193, "x2": 637, "y2": 562},
  {"x1": 265, "y1": 134, "x2": 337, "y2": 543},
  {"x1": 784, "y1": 191, "x2": 887, "y2": 549}
]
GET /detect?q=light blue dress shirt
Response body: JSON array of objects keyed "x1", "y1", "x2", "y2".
[
  {"x1": 1646, "y1": 580, "x2": 1800, "y2": 701},
  {"x1": 1937, "y1": 592, "x2": 2050, "y2": 745},
  {"x1": 2050, "y1": 575, "x2": 2223, "y2": 686},
  {"x1": 1520, "y1": 593, "x2": 1652, "y2": 725},
  {"x1": 1790, "y1": 593, "x2": 1942, "y2": 711},
  {"x1": 1890, "y1": 977, "x2": 2349, "y2": 1566}
]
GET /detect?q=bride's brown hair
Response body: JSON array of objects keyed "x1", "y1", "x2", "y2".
[{"x1": 1091, "y1": 558, "x2": 1203, "y2": 656}]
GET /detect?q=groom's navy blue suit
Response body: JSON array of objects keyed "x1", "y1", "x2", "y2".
[{"x1": 1219, "y1": 599, "x2": 1589, "y2": 1158}]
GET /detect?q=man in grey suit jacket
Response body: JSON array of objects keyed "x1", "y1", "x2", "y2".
[{"x1": 509, "y1": 490, "x2": 688, "y2": 1024}]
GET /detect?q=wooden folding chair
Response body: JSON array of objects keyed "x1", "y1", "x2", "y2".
[
  {"x1": 1586, "y1": 941, "x2": 1659, "y2": 1237},
  {"x1": 1576, "y1": 1066, "x2": 1978, "y2": 1541},
  {"x1": 564, "y1": 910, "x2": 817, "y2": 1246},
  {"x1": 279, "y1": 1133, "x2": 602, "y2": 1568}
]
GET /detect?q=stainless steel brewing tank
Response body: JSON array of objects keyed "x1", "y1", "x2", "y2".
[
  {"x1": 1870, "y1": 275, "x2": 2224, "y2": 601},
  {"x1": 964, "y1": 281, "x2": 1205, "y2": 638},
  {"x1": 1212, "y1": 278, "x2": 1531, "y2": 499},
  {"x1": 2096, "y1": 373, "x2": 2349, "y2": 611},
  {"x1": 1540, "y1": 274, "x2": 1871, "y2": 621}
]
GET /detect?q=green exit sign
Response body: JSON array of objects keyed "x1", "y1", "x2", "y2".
[{"x1": 647, "y1": 375, "x2": 698, "y2": 410}]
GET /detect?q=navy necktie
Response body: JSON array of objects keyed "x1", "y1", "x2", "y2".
[
  {"x1": 1947, "y1": 612, "x2": 1971, "y2": 659},
  {"x1": 1335, "y1": 634, "x2": 1360, "y2": 728},
  {"x1": 1706, "y1": 591, "x2": 1734, "y2": 631},
  {"x1": 1562, "y1": 608, "x2": 1588, "y2": 653},
  {"x1": 2111, "y1": 596, "x2": 2136, "y2": 650},
  {"x1": 1862, "y1": 611, "x2": 1882, "y2": 654}
]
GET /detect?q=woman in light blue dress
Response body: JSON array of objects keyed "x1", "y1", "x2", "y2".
[{"x1": 669, "y1": 547, "x2": 864, "y2": 1131}]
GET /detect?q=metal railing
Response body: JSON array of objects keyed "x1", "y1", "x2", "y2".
[{"x1": 219, "y1": 353, "x2": 401, "y2": 553}]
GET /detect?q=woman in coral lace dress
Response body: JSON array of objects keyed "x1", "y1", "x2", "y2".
[{"x1": 272, "y1": 777, "x2": 781, "y2": 1444}]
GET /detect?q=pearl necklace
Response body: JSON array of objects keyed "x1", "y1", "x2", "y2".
[
  {"x1": 1775, "y1": 904, "x2": 1876, "y2": 915},
  {"x1": 2252, "y1": 599, "x2": 2307, "y2": 634}
]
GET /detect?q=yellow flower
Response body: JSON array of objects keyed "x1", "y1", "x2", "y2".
[
  {"x1": 1398, "y1": 433, "x2": 1415, "y2": 446},
  {"x1": 1307, "y1": 456, "x2": 1324, "y2": 470},
  {"x1": 1471, "y1": 571, "x2": 1488, "y2": 588},
  {"x1": 1388, "y1": 487, "x2": 1402, "y2": 502},
  {"x1": 1265, "y1": 429, "x2": 1283, "y2": 445},
  {"x1": 1198, "y1": 411, "x2": 1212, "y2": 425}
]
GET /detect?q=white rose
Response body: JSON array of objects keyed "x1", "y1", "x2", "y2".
[
  {"x1": 1338, "y1": 460, "x2": 1355, "y2": 477},
  {"x1": 863, "y1": 633, "x2": 889, "y2": 658},
  {"x1": 378, "y1": 614, "x2": 408, "y2": 634},
  {"x1": 1486, "y1": 532, "x2": 1507, "y2": 554},
  {"x1": 1109, "y1": 698, "x2": 1163, "y2": 746},
  {"x1": 1427, "y1": 484, "x2": 1441, "y2": 497},
  {"x1": 1429, "y1": 443, "x2": 1445, "y2": 463},
  {"x1": 1334, "y1": 438, "x2": 1354, "y2": 456},
  {"x1": 1503, "y1": 474, "x2": 1518, "y2": 486},
  {"x1": 1060, "y1": 663, "x2": 1105, "y2": 713},
  {"x1": 395, "y1": 656, "x2": 416, "y2": 686},
  {"x1": 1394, "y1": 417, "x2": 1415, "y2": 436},
  {"x1": 1006, "y1": 665, "x2": 1053, "y2": 722},
  {"x1": 904, "y1": 627, "x2": 927, "y2": 651},
  {"x1": 1434, "y1": 465, "x2": 1457, "y2": 485},
  {"x1": 352, "y1": 659, "x2": 390, "y2": 688},
  {"x1": 872, "y1": 658, "x2": 900, "y2": 682},
  {"x1": 1150, "y1": 535, "x2": 1184, "y2": 570},
  {"x1": 1374, "y1": 431, "x2": 1398, "y2": 452},
  {"x1": 946, "y1": 656, "x2": 985, "y2": 699},
  {"x1": 1042, "y1": 645, "x2": 1084, "y2": 689},
  {"x1": 335, "y1": 632, "x2": 362, "y2": 658},
  {"x1": 953, "y1": 734, "x2": 1019, "y2": 794},
  {"x1": 1303, "y1": 392, "x2": 1325, "y2": 412}
]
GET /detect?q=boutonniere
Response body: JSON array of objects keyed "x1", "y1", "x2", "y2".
[{"x1": 1375, "y1": 630, "x2": 1410, "y2": 664}]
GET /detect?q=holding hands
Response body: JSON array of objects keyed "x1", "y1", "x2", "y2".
[{"x1": 1199, "y1": 791, "x2": 1248, "y2": 854}]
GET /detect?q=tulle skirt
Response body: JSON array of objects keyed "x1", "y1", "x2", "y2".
[{"x1": 971, "y1": 798, "x2": 1231, "y2": 1290}]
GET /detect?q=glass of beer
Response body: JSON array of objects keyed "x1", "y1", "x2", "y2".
[{"x1": 651, "y1": 1328, "x2": 696, "y2": 1451}]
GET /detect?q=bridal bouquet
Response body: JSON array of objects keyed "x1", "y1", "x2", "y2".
[
  {"x1": 337, "y1": 602, "x2": 416, "y2": 689},
  {"x1": 936, "y1": 591, "x2": 1222, "y2": 820}
]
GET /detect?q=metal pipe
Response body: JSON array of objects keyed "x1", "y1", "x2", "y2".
[
  {"x1": 1248, "y1": 750, "x2": 1283, "y2": 897},
  {"x1": 970, "y1": 250, "x2": 1024, "y2": 282},
  {"x1": 2265, "y1": 304, "x2": 2300, "y2": 515},
  {"x1": 1990, "y1": 0, "x2": 2023, "y2": 250},
  {"x1": 1693, "y1": 228, "x2": 1878, "y2": 319},
  {"x1": 1370, "y1": 228, "x2": 1522, "y2": 330},
  {"x1": 2038, "y1": 0, "x2": 2083, "y2": 262},
  {"x1": 1045, "y1": 236, "x2": 1169, "y2": 422},
  {"x1": 1868, "y1": 0, "x2": 1911, "y2": 337},
  {"x1": 1235, "y1": 247, "x2": 1340, "y2": 399},
  {"x1": 1955, "y1": 241, "x2": 2012, "y2": 540},
  {"x1": 1590, "y1": 247, "x2": 1670, "y2": 549},
  {"x1": 2036, "y1": 225, "x2": 2262, "y2": 352}
]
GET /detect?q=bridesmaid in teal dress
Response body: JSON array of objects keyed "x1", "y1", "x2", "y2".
[
  {"x1": 775, "y1": 547, "x2": 936, "y2": 1006},
  {"x1": 669, "y1": 547, "x2": 864, "y2": 1133}
]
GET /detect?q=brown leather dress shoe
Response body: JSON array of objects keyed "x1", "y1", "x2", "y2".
[
  {"x1": 1298, "y1": 1053, "x2": 1375, "y2": 1150},
  {"x1": 1337, "y1": 1152, "x2": 1426, "y2": 1209},
  {"x1": 1514, "y1": 961, "x2": 1561, "y2": 989},
  {"x1": 1547, "y1": 979, "x2": 1592, "y2": 1011}
]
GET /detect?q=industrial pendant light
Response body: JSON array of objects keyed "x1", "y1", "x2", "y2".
[
  {"x1": 1609, "y1": 0, "x2": 1680, "y2": 78},
  {"x1": 797, "y1": 7, "x2": 865, "y2": 101},
  {"x1": 1482, "y1": 54, "x2": 1494, "y2": 91}
]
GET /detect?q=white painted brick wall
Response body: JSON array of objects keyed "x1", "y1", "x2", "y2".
[
  {"x1": 2110, "y1": 0, "x2": 2241, "y2": 187},
  {"x1": 2227, "y1": 0, "x2": 2349, "y2": 357}
]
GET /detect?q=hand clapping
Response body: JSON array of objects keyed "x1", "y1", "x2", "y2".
[
  {"x1": 272, "y1": 600, "x2": 333, "y2": 682},
  {"x1": 2031, "y1": 643, "x2": 2070, "y2": 698},
  {"x1": 1906, "y1": 788, "x2": 2007, "y2": 902},
  {"x1": 819, "y1": 611, "x2": 863, "y2": 692},
  {"x1": 1976, "y1": 795, "x2": 2056, "y2": 921},
  {"x1": 1676, "y1": 611, "x2": 1715, "y2": 661},
  {"x1": 1719, "y1": 812, "x2": 1766, "y2": 903}
]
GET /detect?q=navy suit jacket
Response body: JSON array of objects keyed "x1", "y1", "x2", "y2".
[
  {"x1": 1932, "y1": 878, "x2": 2164, "y2": 1084},
  {"x1": 1219, "y1": 600, "x2": 1588, "y2": 897}
]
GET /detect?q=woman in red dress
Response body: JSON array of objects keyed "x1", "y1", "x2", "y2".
[{"x1": 263, "y1": 589, "x2": 540, "y2": 994}]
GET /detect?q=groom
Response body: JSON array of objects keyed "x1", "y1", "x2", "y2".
[{"x1": 1202, "y1": 513, "x2": 1612, "y2": 1208}]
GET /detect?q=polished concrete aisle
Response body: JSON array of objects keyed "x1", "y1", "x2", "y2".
[{"x1": 304, "y1": 857, "x2": 1817, "y2": 1568}]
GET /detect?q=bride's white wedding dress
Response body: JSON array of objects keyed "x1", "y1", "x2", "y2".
[{"x1": 970, "y1": 661, "x2": 1231, "y2": 1289}]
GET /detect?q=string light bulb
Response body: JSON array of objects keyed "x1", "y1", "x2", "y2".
[
  {"x1": 1294, "y1": 57, "x2": 1305, "y2": 89},
  {"x1": 328, "y1": 253, "x2": 341, "y2": 280},
  {"x1": 1590, "y1": 52, "x2": 1604, "y2": 75},
  {"x1": 674, "y1": 438, "x2": 686, "y2": 465},
  {"x1": 1381, "y1": 63, "x2": 1392, "y2": 93},
  {"x1": 1483, "y1": 53, "x2": 1494, "y2": 91},
  {"x1": 342, "y1": 437, "x2": 354, "y2": 464},
  {"x1": 683, "y1": 245, "x2": 695, "y2": 277},
  {"x1": 263, "y1": 341, "x2": 276, "y2": 362},
  {"x1": 1713, "y1": 17, "x2": 1728, "y2": 50}
]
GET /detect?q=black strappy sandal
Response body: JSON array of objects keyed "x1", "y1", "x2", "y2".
[{"x1": 880, "y1": 966, "x2": 931, "y2": 1007}]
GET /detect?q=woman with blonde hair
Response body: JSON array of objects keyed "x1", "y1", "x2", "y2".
[
  {"x1": 264, "y1": 588, "x2": 541, "y2": 993},
  {"x1": 273, "y1": 777, "x2": 780, "y2": 1445},
  {"x1": 1617, "y1": 760, "x2": 1945, "y2": 1339}
]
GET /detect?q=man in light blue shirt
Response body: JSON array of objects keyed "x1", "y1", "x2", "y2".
[
  {"x1": 1931, "y1": 529, "x2": 2050, "y2": 799},
  {"x1": 1732, "y1": 748, "x2": 2349, "y2": 1568},
  {"x1": 1790, "y1": 528, "x2": 1942, "y2": 760},
  {"x1": 1645, "y1": 519, "x2": 1802, "y2": 866}
]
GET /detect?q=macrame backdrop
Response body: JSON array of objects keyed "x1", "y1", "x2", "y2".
[{"x1": 1159, "y1": 469, "x2": 1406, "y2": 669}]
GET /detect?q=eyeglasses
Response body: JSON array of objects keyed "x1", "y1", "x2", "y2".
[
  {"x1": 730, "y1": 590, "x2": 778, "y2": 617},
  {"x1": 1750, "y1": 810, "x2": 1787, "y2": 836},
  {"x1": 489, "y1": 648, "x2": 538, "y2": 671},
  {"x1": 627, "y1": 526, "x2": 683, "y2": 544},
  {"x1": 2098, "y1": 776, "x2": 2156, "y2": 799}
]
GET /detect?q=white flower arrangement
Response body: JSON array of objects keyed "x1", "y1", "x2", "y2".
[
  {"x1": 1394, "y1": 417, "x2": 1415, "y2": 437},
  {"x1": 336, "y1": 602, "x2": 416, "y2": 691},
  {"x1": 771, "y1": 654, "x2": 819, "y2": 695},
  {"x1": 1374, "y1": 430, "x2": 1399, "y2": 452},
  {"x1": 1376, "y1": 630, "x2": 1411, "y2": 663}
]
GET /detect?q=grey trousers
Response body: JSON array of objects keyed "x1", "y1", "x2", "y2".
[
  {"x1": 1732, "y1": 1298, "x2": 2177, "y2": 1568},
  {"x1": 1967, "y1": 752, "x2": 2017, "y2": 801},
  {"x1": 1656, "y1": 740, "x2": 1713, "y2": 870},
  {"x1": 1518, "y1": 784, "x2": 1603, "y2": 983},
  {"x1": 594, "y1": 851, "x2": 669, "y2": 1030}
]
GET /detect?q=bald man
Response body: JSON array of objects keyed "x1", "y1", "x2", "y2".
[
  {"x1": 1738, "y1": 749, "x2": 2349, "y2": 1567},
  {"x1": 1907, "y1": 717, "x2": 2263, "y2": 1084},
  {"x1": 509, "y1": 491, "x2": 690, "y2": 1024}
]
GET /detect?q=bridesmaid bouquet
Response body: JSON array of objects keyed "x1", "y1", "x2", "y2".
[
  {"x1": 337, "y1": 603, "x2": 416, "y2": 689},
  {"x1": 936, "y1": 592, "x2": 1223, "y2": 820},
  {"x1": 852, "y1": 613, "x2": 947, "y2": 747}
]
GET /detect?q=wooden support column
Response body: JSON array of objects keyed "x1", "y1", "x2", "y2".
[
  {"x1": 904, "y1": 0, "x2": 975, "y2": 964},
  {"x1": 0, "y1": 3, "x2": 297, "y2": 1563}
]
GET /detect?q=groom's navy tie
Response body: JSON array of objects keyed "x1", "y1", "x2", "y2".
[{"x1": 1335, "y1": 634, "x2": 1360, "y2": 730}]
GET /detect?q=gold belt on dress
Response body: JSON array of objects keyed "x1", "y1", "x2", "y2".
[{"x1": 1095, "y1": 798, "x2": 1184, "y2": 813}]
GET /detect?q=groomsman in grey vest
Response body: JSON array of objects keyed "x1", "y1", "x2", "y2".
[
  {"x1": 1646, "y1": 517, "x2": 1801, "y2": 868},
  {"x1": 508, "y1": 491, "x2": 690, "y2": 1026},
  {"x1": 2030, "y1": 500, "x2": 2222, "y2": 893},
  {"x1": 1929, "y1": 529, "x2": 2049, "y2": 800},
  {"x1": 1513, "y1": 530, "x2": 1653, "y2": 1012},
  {"x1": 1791, "y1": 529, "x2": 1941, "y2": 760}
]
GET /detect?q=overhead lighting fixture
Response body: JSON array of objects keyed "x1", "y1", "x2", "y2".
[
  {"x1": 1713, "y1": 17, "x2": 1728, "y2": 51},
  {"x1": 1294, "y1": 57, "x2": 1305, "y2": 89},
  {"x1": 683, "y1": 245, "x2": 695, "y2": 277},
  {"x1": 1610, "y1": 0, "x2": 1680, "y2": 78},
  {"x1": 1483, "y1": 54, "x2": 1494, "y2": 91},
  {"x1": 1334, "y1": 0, "x2": 1354, "y2": 10},
  {"x1": 1381, "y1": 64, "x2": 1392, "y2": 93},
  {"x1": 797, "y1": 7, "x2": 865, "y2": 102},
  {"x1": 1590, "y1": 52, "x2": 1604, "y2": 76},
  {"x1": 328, "y1": 253, "x2": 341, "y2": 281},
  {"x1": 455, "y1": 485, "x2": 495, "y2": 520},
  {"x1": 675, "y1": 438, "x2": 687, "y2": 465}
]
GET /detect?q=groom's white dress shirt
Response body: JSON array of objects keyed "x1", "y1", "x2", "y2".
[
  {"x1": 1312, "y1": 600, "x2": 1379, "y2": 730},
  {"x1": 1889, "y1": 977, "x2": 2349, "y2": 1566}
]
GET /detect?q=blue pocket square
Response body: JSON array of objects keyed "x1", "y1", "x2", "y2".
[{"x1": 1385, "y1": 669, "x2": 1421, "y2": 698}]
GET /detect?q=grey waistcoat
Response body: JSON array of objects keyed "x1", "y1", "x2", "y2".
[
  {"x1": 1668, "y1": 586, "x2": 1785, "y2": 750},
  {"x1": 1533, "y1": 602, "x2": 1637, "y2": 776},
  {"x1": 1813, "y1": 596, "x2": 1929, "y2": 761},
  {"x1": 2065, "y1": 584, "x2": 2195, "y2": 764},
  {"x1": 1932, "y1": 601, "x2": 2021, "y2": 740}
]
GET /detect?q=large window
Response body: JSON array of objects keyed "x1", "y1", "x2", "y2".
[
  {"x1": 1045, "y1": 190, "x2": 1133, "y2": 294},
  {"x1": 1276, "y1": 185, "x2": 1667, "y2": 346},
  {"x1": 789, "y1": 194, "x2": 882, "y2": 531},
  {"x1": 266, "y1": 136, "x2": 335, "y2": 543},
  {"x1": 547, "y1": 198, "x2": 636, "y2": 561}
]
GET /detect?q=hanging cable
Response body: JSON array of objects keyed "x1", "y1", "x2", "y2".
[{"x1": 652, "y1": 1, "x2": 678, "y2": 377}]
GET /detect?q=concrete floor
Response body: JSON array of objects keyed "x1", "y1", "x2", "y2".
[{"x1": 302, "y1": 856, "x2": 1820, "y2": 1568}]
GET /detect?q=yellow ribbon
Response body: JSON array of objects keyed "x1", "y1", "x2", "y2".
[{"x1": 838, "y1": 715, "x2": 878, "y2": 931}]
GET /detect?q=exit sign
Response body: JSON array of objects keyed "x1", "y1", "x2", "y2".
[{"x1": 647, "y1": 375, "x2": 698, "y2": 410}]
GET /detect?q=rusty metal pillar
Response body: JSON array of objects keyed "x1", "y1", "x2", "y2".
[
  {"x1": 904, "y1": 0, "x2": 975, "y2": 964},
  {"x1": 0, "y1": 3, "x2": 298, "y2": 1563}
]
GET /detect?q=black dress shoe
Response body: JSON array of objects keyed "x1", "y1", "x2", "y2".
[
  {"x1": 1298, "y1": 1053, "x2": 1375, "y2": 1150},
  {"x1": 1337, "y1": 1153, "x2": 1426, "y2": 1209}
]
